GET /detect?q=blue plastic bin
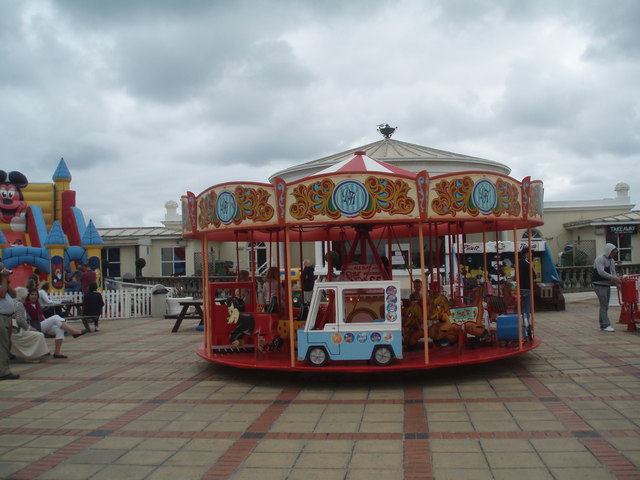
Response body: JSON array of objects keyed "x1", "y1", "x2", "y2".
[{"x1": 496, "y1": 314, "x2": 526, "y2": 341}]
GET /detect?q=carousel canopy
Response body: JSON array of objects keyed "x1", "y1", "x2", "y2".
[{"x1": 314, "y1": 151, "x2": 416, "y2": 178}]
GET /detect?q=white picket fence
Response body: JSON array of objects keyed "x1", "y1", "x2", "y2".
[{"x1": 50, "y1": 282, "x2": 154, "y2": 320}]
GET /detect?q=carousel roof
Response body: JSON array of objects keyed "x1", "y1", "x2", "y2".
[{"x1": 271, "y1": 137, "x2": 510, "y2": 183}]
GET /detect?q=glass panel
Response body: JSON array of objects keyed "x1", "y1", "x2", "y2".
[
  {"x1": 174, "y1": 262, "x2": 186, "y2": 275},
  {"x1": 343, "y1": 288, "x2": 385, "y2": 323},
  {"x1": 107, "y1": 247, "x2": 120, "y2": 262},
  {"x1": 161, "y1": 263, "x2": 173, "y2": 276},
  {"x1": 174, "y1": 247, "x2": 186, "y2": 261},
  {"x1": 161, "y1": 248, "x2": 173, "y2": 261}
]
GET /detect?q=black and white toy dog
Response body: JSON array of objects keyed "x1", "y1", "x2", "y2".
[{"x1": 226, "y1": 297, "x2": 255, "y2": 347}]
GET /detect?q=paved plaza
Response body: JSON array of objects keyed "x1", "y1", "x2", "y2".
[{"x1": 0, "y1": 293, "x2": 639, "y2": 479}]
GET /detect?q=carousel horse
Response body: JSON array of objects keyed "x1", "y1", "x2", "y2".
[
  {"x1": 425, "y1": 291, "x2": 461, "y2": 346},
  {"x1": 402, "y1": 302, "x2": 425, "y2": 349},
  {"x1": 461, "y1": 287, "x2": 490, "y2": 339},
  {"x1": 226, "y1": 297, "x2": 255, "y2": 347}
]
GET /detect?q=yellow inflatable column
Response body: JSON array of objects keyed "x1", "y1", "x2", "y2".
[{"x1": 81, "y1": 220, "x2": 104, "y2": 291}]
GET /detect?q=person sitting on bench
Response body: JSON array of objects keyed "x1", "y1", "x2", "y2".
[
  {"x1": 82, "y1": 283, "x2": 104, "y2": 332},
  {"x1": 12, "y1": 287, "x2": 50, "y2": 361},
  {"x1": 38, "y1": 281, "x2": 63, "y2": 317},
  {"x1": 23, "y1": 288, "x2": 85, "y2": 359}
]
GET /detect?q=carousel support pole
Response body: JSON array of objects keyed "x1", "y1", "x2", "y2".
[
  {"x1": 447, "y1": 223, "x2": 455, "y2": 302},
  {"x1": 513, "y1": 226, "x2": 523, "y2": 350},
  {"x1": 250, "y1": 231, "x2": 256, "y2": 306},
  {"x1": 482, "y1": 229, "x2": 488, "y2": 289},
  {"x1": 527, "y1": 228, "x2": 535, "y2": 335},
  {"x1": 298, "y1": 228, "x2": 303, "y2": 270},
  {"x1": 202, "y1": 235, "x2": 211, "y2": 355},
  {"x1": 418, "y1": 222, "x2": 429, "y2": 365},
  {"x1": 235, "y1": 231, "x2": 240, "y2": 277},
  {"x1": 428, "y1": 223, "x2": 435, "y2": 289},
  {"x1": 457, "y1": 222, "x2": 464, "y2": 304},
  {"x1": 387, "y1": 230, "x2": 393, "y2": 280},
  {"x1": 495, "y1": 224, "x2": 502, "y2": 296},
  {"x1": 284, "y1": 226, "x2": 296, "y2": 367},
  {"x1": 409, "y1": 225, "x2": 417, "y2": 284}
]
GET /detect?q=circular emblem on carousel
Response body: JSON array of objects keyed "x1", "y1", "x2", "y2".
[
  {"x1": 215, "y1": 191, "x2": 237, "y2": 224},
  {"x1": 472, "y1": 179, "x2": 497, "y2": 214},
  {"x1": 332, "y1": 180, "x2": 368, "y2": 217}
]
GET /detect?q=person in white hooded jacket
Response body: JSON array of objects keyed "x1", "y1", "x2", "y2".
[{"x1": 592, "y1": 243, "x2": 622, "y2": 331}]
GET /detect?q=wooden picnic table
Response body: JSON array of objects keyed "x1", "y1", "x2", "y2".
[
  {"x1": 169, "y1": 300, "x2": 204, "y2": 333},
  {"x1": 59, "y1": 302, "x2": 83, "y2": 317}
]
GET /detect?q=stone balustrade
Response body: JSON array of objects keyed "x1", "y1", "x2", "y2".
[{"x1": 556, "y1": 264, "x2": 640, "y2": 292}]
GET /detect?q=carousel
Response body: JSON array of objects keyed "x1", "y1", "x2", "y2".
[{"x1": 182, "y1": 148, "x2": 543, "y2": 372}]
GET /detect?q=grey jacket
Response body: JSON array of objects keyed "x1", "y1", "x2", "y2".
[{"x1": 592, "y1": 243, "x2": 617, "y2": 286}]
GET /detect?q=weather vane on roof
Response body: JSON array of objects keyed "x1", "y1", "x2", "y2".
[{"x1": 377, "y1": 124, "x2": 397, "y2": 139}]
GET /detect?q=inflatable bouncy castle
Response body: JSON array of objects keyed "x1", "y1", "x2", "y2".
[{"x1": 0, "y1": 159, "x2": 103, "y2": 291}]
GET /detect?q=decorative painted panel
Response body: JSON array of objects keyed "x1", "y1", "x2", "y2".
[
  {"x1": 286, "y1": 175, "x2": 419, "y2": 223},
  {"x1": 528, "y1": 181, "x2": 544, "y2": 219},
  {"x1": 429, "y1": 174, "x2": 523, "y2": 219},
  {"x1": 196, "y1": 184, "x2": 277, "y2": 231}
]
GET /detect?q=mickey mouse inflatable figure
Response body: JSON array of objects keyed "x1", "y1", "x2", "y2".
[{"x1": 0, "y1": 170, "x2": 28, "y2": 232}]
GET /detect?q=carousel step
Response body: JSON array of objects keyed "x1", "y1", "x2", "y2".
[{"x1": 212, "y1": 344, "x2": 255, "y2": 353}]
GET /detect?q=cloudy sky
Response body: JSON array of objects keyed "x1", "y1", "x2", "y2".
[{"x1": 2, "y1": 0, "x2": 639, "y2": 228}]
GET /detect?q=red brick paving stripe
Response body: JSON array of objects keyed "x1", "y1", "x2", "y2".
[
  {"x1": 8, "y1": 435, "x2": 102, "y2": 480},
  {"x1": 545, "y1": 401, "x2": 594, "y2": 430},
  {"x1": 404, "y1": 439, "x2": 433, "y2": 480},
  {"x1": 98, "y1": 402, "x2": 159, "y2": 430},
  {"x1": 518, "y1": 375, "x2": 558, "y2": 398},
  {"x1": 581, "y1": 437, "x2": 639, "y2": 480},
  {"x1": 40, "y1": 379, "x2": 98, "y2": 399},
  {"x1": 153, "y1": 380, "x2": 201, "y2": 400},
  {"x1": 201, "y1": 437, "x2": 259, "y2": 480},
  {"x1": 3, "y1": 425, "x2": 638, "y2": 442},
  {"x1": 403, "y1": 385, "x2": 432, "y2": 480}
]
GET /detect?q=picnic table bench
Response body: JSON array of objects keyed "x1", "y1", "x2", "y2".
[{"x1": 166, "y1": 300, "x2": 204, "y2": 332}]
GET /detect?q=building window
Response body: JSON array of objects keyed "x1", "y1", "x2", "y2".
[
  {"x1": 161, "y1": 247, "x2": 186, "y2": 276},
  {"x1": 606, "y1": 226, "x2": 635, "y2": 263},
  {"x1": 102, "y1": 247, "x2": 121, "y2": 277},
  {"x1": 521, "y1": 229, "x2": 544, "y2": 240}
]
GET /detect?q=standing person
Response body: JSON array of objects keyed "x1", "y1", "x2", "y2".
[
  {"x1": 263, "y1": 267, "x2": 281, "y2": 313},
  {"x1": 592, "y1": 243, "x2": 622, "y2": 332},
  {"x1": 0, "y1": 263, "x2": 19, "y2": 380},
  {"x1": 409, "y1": 278, "x2": 422, "y2": 303},
  {"x1": 82, "y1": 282, "x2": 104, "y2": 332},
  {"x1": 80, "y1": 264, "x2": 97, "y2": 294},
  {"x1": 23, "y1": 289, "x2": 85, "y2": 359},
  {"x1": 518, "y1": 247, "x2": 536, "y2": 335},
  {"x1": 301, "y1": 260, "x2": 315, "y2": 304},
  {"x1": 235, "y1": 270, "x2": 252, "y2": 309}
]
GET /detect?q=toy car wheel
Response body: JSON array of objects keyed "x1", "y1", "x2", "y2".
[
  {"x1": 307, "y1": 347, "x2": 328, "y2": 367},
  {"x1": 372, "y1": 346, "x2": 393, "y2": 366}
]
